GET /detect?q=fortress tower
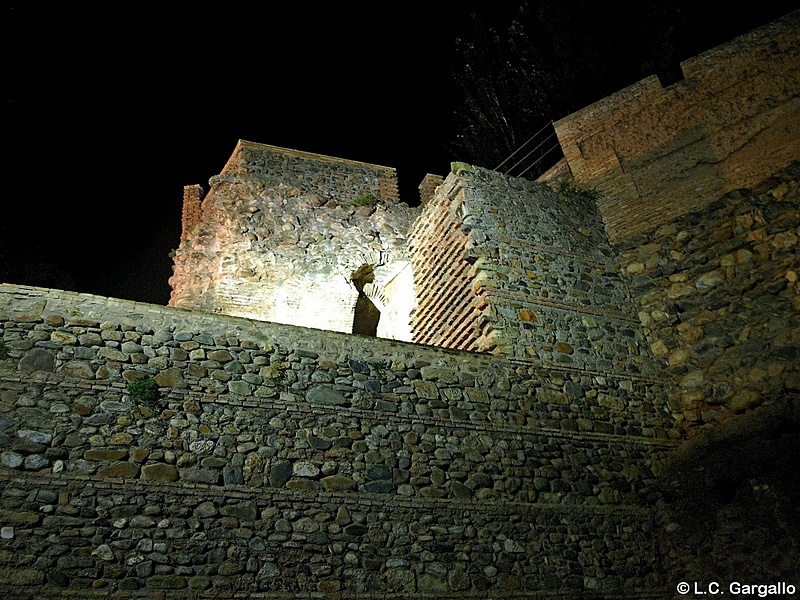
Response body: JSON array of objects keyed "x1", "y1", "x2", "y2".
[{"x1": 169, "y1": 141, "x2": 417, "y2": 341}]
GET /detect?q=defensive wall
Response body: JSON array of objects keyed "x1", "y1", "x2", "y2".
[
  {"x1": 553, "y1": 9, "x2": 800, "y2": 243},
  {"x1": 541, "y1": 10, "x2": 800, "y2": 588},
  {"x1": 172, "y1": 148, "x2": 665, "y2": 381},
  {"x1": 1, "y1": 9, "x2": 799, "y2": 599},
  {"x1": 0, "y1": 284, "x2": 679, "y2": 598},
  {"x1": 611, "y1": 162, "x2": 800, "y2": 590},
  {"x1": 544, "y1": 9, "x2": 800, "y2": 438},
  {"x1": 616, "y1": 163, "x2": 800, "y2": 434}
]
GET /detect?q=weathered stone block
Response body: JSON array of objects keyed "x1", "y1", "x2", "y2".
[
  {"x1": 307, "y1": 385, "x2": 349, "y2": 406},
  {"x1": 18, "y1": 348, "x2": 55, "y2": 372},
  {"x1": 84, "y1": 449, "x2": 128, "y2": 461},
  {"x1": 269, "y1": 460, "x2": 292, "y2": 487},
  {"x1": 321, "y1": 475, "x2": 355, "y2": 491},
  {"x1": 220, "y1": 503, "x2": 257, "y2": 522},
  {"x1": 155, "y1": 367, "x2": 186, "y2": 388},
  {"x1": 180, "y1": 468, "x2": 219, "y2": 484},
  {"x1": 141, "y1": 463, "x2": 179, "y2": 482},
  {"x1": 98, "y1": 462, "x2": 139, "y2": 479}
]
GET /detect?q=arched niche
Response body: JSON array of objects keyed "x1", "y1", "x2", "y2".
[{"x1": 351, "y1": 265, "x2": 380, "y2": 336}]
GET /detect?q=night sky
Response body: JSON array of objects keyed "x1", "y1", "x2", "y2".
[{"x1": 4, "y1": 3, "x2": 796, "y2": 306}]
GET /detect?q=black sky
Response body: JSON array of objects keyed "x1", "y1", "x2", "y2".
[{"x1": 4, "y1": 3, "x2": 797, "y2": 306}]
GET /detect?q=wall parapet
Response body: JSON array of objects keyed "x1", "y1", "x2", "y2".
[{"x1": 223, "y1": 140, "x2": 401, "y2": 203}]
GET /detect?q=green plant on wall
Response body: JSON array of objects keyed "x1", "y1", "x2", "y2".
[
  {"x1": 354, "y1": 193, "x2": 378, "y2": 206},
  {"x1": 0, "y1": 340, "x2": 7, "y2": 360},
  {"x1": 262, "y1": 363, "x2": 289, "y2": 389},
  {"x1": 127, "y1": 377, "x2": 163, "y2": 415},
  {"x1": 268, "y1": 372, "x2": 286, "y2": 388},
  {"x1": 552, "y1": 177, "x2": 602, "y2": 202},
  {"x1": 369, "y1": 359, "x2": 388, "y2": 375}
]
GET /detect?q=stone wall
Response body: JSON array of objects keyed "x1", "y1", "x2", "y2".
[
  {"x1": 167, "y1": 12, "x2": 800, "y2": 361},
  {"x1": 554, "y1": 10, "x2": 800, "y2": 243},
  {"x1": 0, "y1": 284, "x2": 680, "y2": 598},
  {"x1": 654, "y1": 403, "x2": 800, "y2": 594},
  {"x1": 409, "y1": 164, "x2": 659, "y2": 376},
  {"x1": 456, "y1": 167, "x2": 659, "y2": 378},
  {"x1": 169, "y1": 141, "x2": 417, "y2": 340},
  {"x1": 6, "y1": 12, "x2": 793, "y2": 598},
  {"x1": 616, "y1": 162, "x2": 800, "y2": 435}
]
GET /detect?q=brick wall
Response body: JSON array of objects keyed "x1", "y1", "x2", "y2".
[
  {"x1": 180, "y1": 184, "x2": 204, "y2": 240},
  {"x1": 554, "y1": 10, "x2": 800, "y2": 243},
  {"x1": 408, "y1": 169, "x2": 482, "y2": 351}
]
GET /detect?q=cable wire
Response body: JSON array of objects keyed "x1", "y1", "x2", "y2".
[
  {"x1": 516, "y1": 142, "x2": 563, "y2": 178},
  {"x1": 504, "y1": 130, "x2": 557, "y2": 175},
  {"x1": 493, "y1": 120, "x2": 554, "y2": 171}
]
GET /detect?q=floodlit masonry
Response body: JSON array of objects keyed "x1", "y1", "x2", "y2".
[{"x1": 0, "y1": 9, "x2": 798, "y2": 599}]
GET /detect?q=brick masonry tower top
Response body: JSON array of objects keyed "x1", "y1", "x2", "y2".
[{"x1": 551, "y1": 9, "x2": 800, "y2": 242}]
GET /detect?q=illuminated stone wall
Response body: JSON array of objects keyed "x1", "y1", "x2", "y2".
[
  {"x1": 169, "y1": 12, "x2": 799, "y2": 359},
  {"x1": 553, "y1": 10, "x2": 800, "y2": 243},
  {"x1": 615, "y1": 163, "x2": 800, "y2": 435},
  {"x1": 0, "y1": 284, "x2": 679, "y2": 598},
  {"x1": 169, "y1": 141, "x2": 417, "y2": 341}
]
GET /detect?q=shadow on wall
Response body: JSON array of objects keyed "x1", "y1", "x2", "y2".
[
  {"x1": 352, "y1": 265, "x2": 380, "y2": 336},
  {"x1": 655, "y1": 396, "x2": 800, "y2": 584}
]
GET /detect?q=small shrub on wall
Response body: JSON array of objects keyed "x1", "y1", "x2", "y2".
[{"x1": 127, "y1": 378, "x2": 162, "y2": 415}]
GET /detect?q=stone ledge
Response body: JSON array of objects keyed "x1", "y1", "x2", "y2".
[{"x1": 0, "y1": 469, "x2": 656, "y2": 516}]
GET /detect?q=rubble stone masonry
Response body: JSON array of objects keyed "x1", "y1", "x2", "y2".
[
  {"x1": 617, "y1": 162, "x2": 800, "y2": 435},
  {"x1": 1, "y1": 10, "x2": 798, "y2": 599},
  {"x1": 0, "y1": 285, "x2": 678, "y2": 598},
  {"x1": 169, "y1": 141, "x2": 416, "y2": 340}
]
